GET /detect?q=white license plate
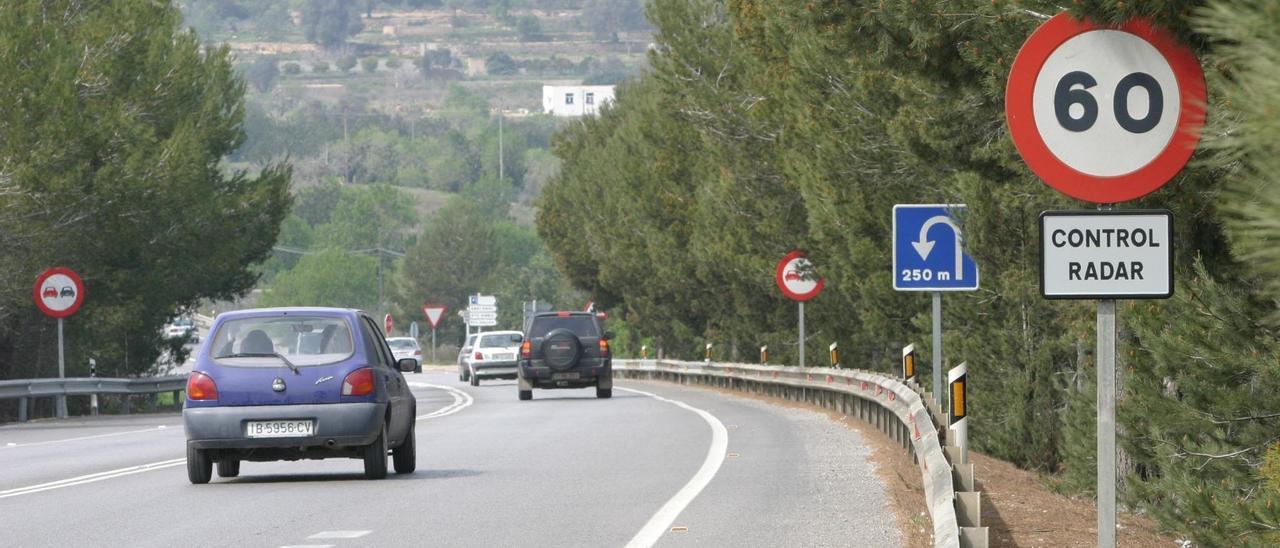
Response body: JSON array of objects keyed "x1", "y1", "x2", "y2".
[
  {"x1": 493, "y1": 353, "x2": 514, "y2": 361},
  {"x1": 552, "y1": 372, "x2": 580, "y2": 380},
  {"x1": 245, "y1": 420, "x2": 315, "y2": 438}
]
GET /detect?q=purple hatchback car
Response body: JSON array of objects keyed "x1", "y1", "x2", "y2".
[{"x1": 183, "y1": 308, "x2": 417, "y2": 484}]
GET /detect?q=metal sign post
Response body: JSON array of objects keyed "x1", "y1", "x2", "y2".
[
  {"x1": 1006, "y1": 12, "x2": 1205, "y2": 548},
  {"x1": 431, "y1": 328, "x2": 437, "y2": 364},
  {"x1": 892, "y1": 204, "x2": 979, "y2": 402},
  {"x1": 34, "y1": 267, "x2": 85, "y2": 420},
  {"x1": 776, "y1": 251, "x2": 823, "y2": 368},
  {"x1": 1097, "y1": 299, "x2": 1117, "y2": 548},
  {"x1": 932, "y1": 292, "x2": 943, "y2": 399},
  {"x1": 797, "y1": 302, "x2": 804, "y2": 367},
  {"x1": 56, "y1": 318, "x2": 66, "y2": 419}
]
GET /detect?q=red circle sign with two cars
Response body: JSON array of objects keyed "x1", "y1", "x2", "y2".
[
  {"x1": 1006, "y1": 13, "x2": 1206, "y2": 203},
  {"x1": 34, "y1": 266, "x2": 85, "y2": 318},
  {"x1": 775, "y1": 251, "x2": 823, "y2": 301}
]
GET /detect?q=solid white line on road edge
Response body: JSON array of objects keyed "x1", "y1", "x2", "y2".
[
  {"x1": 619, "y1": 386, "x2": 729, "y2": 548},
  {"x1": 0, "y1": 458, "x2": 186, "y2": 500},
  {"x1": 308, "y1": 530, "x2": 372, "y2": 539},
  {"x1": 1, "y1": 425, "x2": 179, "y2": 449},
  {"x1": 409, "y1": 382, "x2": 474, "y2": 420}
]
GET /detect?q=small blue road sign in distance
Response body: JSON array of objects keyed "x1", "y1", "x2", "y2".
[{"x1": 893, "y1": 204, "x2": 980, "y2": 291}]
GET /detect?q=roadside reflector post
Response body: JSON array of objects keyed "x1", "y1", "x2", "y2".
[
  {"x1": 902, "y1": 344, "x2": 917, "y2": 383},
  {"x1": 949, "y1": 362, "x2": 968, "y2": 464},
  {"x1": 641, "y1": 344, "x2": 648, "y2": 360},
  {"x1": 760, "y1": 345, "x2": 768, "y2": 364},
  {"x1": 829, "y1": 342, "x2": 839, "y2": 369},
  {"x1": 705, "y1": 342, "x2": 712, "y2": 363},
  {"x1": 89, "y1": 358, "x2": 99, "y2": 416}
]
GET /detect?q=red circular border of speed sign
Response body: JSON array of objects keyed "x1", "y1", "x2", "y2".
[
  {"x1": 775, "y1": 250, "x2": 824, "y2": 301},
  {"x1": 33, "y1": 266, "x2": 85, "y2": 318},
  {"x1": 1005, "y1": 13, "x2": 1206, "y2": 204}
]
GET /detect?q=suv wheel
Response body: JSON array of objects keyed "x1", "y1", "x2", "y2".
[
  {"x1": 518, "y1": 388, "x2": 532, "y2": 401},
  {"x1": 363, "y1": 424, "x2": 389, "y2": 479},
  {"x1": 187, "y1": 445, "x2": 212, "y2": 484},
  {"x1": 469, "y1": 373, "x2": 479, "y2": 387},
  {"x1": 541, "y1": 328, "x2": 583, "y2": 370},
  {"x1": 216, "y1": 459, "x2": 240, "y2": 478},
  {"x1": 596, "y1": 386, "x2": 612, "y2": 399}
]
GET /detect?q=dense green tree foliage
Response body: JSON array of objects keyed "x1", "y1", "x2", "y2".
[
  {"x1": 301, "y1": 0, "x2": 363, "y2": 49},
  {"x1": 0, "y1": 1, "x2": 290, "y2": 381},
  {"x1": 540, "y1": 0, "x2": 1280, "y2": 542}
]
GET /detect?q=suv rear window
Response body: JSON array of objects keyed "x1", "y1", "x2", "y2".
[
  {"x1": 211, "y1": 316, "x2": 354, "y2": 367},
  {"x1": 528, "y1": 315, "x2": 599, "y2": 338},
  {"x1": 478, "y1": 333, "x2": 522, "y2": 347}
]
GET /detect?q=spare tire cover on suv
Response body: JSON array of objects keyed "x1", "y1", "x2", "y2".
[{"x1": 541, "y1": 328, "x2": 582, "y2": 370}]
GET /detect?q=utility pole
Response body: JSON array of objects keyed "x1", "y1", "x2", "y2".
[{"x1": 498, "y1": 106, "x2": 504, "y2": 181}]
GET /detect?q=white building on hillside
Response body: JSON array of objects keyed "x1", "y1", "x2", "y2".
[{"x1": 542, "y1": 85, "x2": 615, "y2": 117}]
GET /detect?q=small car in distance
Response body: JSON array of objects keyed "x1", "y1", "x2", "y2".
[
  {"x1": 183, "y1": 307, "x2": 418, "y2": 484},
  {"x1": 165, "y1": 317, "x2": 199, "y2": 343},
  {"x1": 457, "y1": 334, "x2": 477, "y2": 382},
  {"x1": 385, "y1": 337, "x2": 423, "y2": 373},
  {"x1": 465, "y1": 330, "x2": 523, "y2": 386}
]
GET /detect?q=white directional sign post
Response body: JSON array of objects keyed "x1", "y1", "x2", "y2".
[
  {"x1": 893, "y1": 204, "x2": 979, "y2": 400},
  {"x1": 423, "y1": 304, "x2": 447, "y2": 363},
  {"x1": 775, "y1": 251, "x2": 823, "y2": 367},
  {"x1": 34, "y1": 267, "x2": 85, "y2": 419},
  {"x1": 467, "y1": 294, "x2": 498, "y2": 329},
  {"x1": 1007, "y1": 13, "x2": 1204, "y2": 548}
]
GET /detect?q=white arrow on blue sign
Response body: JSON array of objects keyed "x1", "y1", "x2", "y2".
[{"x1": 892, "y1": 204, "x2": 980, "y2": 291}]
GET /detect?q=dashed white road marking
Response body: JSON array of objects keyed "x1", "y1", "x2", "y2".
[
  {"x1": 1, "y1": 425, "x2": 178, "y2": 449},
  {"x1": 308, "y1": 530, "x2": 372, "y2": 539},
  {"x1": 410, "y1": 382, "x2": 473, "y2": 420},
  {"x1": 619, "y1": 386, "x2": 729, "y2": 548},
  {"x1": 279, "y1": 545, "x2": 334, "y2": 548},
  {"x1": 0, "y1": 458, "x2": 186, "y2": 499}
]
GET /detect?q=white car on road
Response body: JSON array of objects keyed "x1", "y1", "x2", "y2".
[
  {"x1": 386, "y1": 337, "x2": 423, "y2": 373},
  {"x1": 465, "y1": 331, "x2": 523, "y2": 386}
]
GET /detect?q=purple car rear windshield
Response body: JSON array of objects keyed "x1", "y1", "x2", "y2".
[{"x1": 211, "y1": 316, "x2": 354, "y2": 367}]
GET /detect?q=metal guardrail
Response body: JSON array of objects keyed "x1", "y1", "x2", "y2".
[
  {"x1": 0, "y1": 376, "x2": 187, "y2": 421},
  {"x1": 614, "y1": 359, "x2": 988, "y2": 548}
]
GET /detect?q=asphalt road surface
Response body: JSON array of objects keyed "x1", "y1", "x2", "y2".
[{"x1": 0, "y1": 370, "x2": 901, "y2": 547}]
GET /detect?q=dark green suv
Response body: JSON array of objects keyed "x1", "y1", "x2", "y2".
[{"x1": 517, "y1": 311, "x2": 612, "y2": 400}]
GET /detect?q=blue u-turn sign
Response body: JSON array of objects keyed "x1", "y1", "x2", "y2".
[{"x1": 892, "y1": 204, "x2": 980, "y2": 291}]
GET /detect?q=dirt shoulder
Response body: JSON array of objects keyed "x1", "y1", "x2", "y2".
[{"x1": 677, "y1": 382, "x2": 1178, "y2": 547}]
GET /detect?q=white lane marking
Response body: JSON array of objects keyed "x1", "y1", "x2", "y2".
[
  {"x1": 308, "y1": 530, "x2": 371, "y2": 539},
  {"x1": 1, "y1": 425, "x2": 178, "y2": 449},
  {"x1": 410, "y1": 382, "x2": 474, "y2": 420},
  {"x1": 280, "y1": 545, "x2": 334, "y2": 548},
  {"x1": 619, "y1": 386, "x2": 729, "y2": 548},
  {"x1": 0, "y1": 458, "x2": 186, "y2": 500},
  {"x1": 3, "y1": 383, "x2": 468, "y2": 500}
]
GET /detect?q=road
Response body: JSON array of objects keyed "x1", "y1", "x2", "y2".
[{"x1": 0, "y1": 370, "x2": 901, "y2": 547}]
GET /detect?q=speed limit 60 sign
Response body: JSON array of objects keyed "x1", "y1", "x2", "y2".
[{"x1": 1006, "y1": 14, "x2": 1205, "y2": 203}]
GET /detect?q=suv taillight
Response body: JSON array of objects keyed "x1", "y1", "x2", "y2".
[
  {"x1": 520, "y1": 340, "x2": 531, "y2": 359},
  {"x1": 599, "y1": 338, "x2": 610, "y2": 358},
  {"x1": 474, "y1": 351, "x2": 483, "y2": 361},
  {"x1": 342, "y1": 368, "x2": 375, "y2": 396},
  {"x1": 187, "y1": 372, "x2": 218, "y2": 401}
]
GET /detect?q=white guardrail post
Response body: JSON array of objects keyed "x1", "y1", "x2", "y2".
[{"x1": 614, "y1": 358, "x2": 989, "y2": 548}]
